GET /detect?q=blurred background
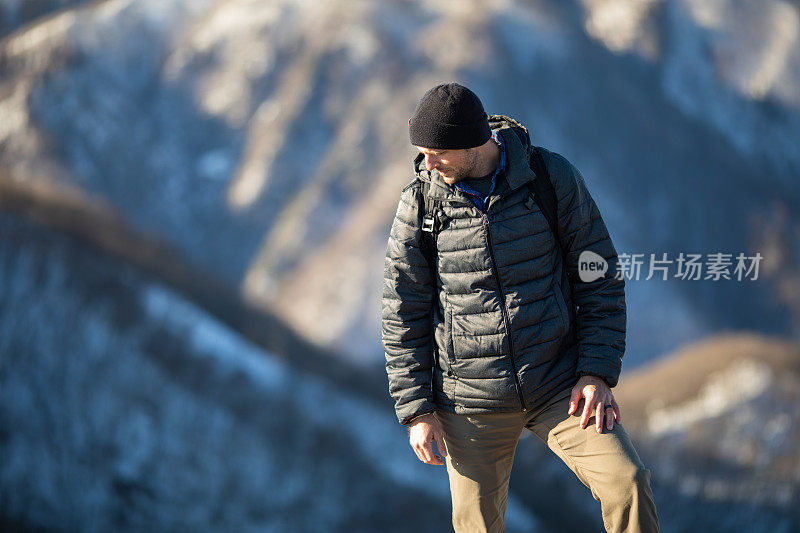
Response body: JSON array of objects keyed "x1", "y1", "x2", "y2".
[{"x1": 1, "y1": 0, "x2": 799, "y2": 531}]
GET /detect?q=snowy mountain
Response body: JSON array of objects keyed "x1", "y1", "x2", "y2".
[
  {"x1": 0, "y1": 0, "x2": 88, "y2": 39},
  {"x1": 2, "y1": 1, "x2": 800, "y2": 530},
  {"x1": 0, "y1": 213, "x2": 461, "y2": 531},
  {"x1": 1, "y1": 0, "x2": 798, "y2": 369},
  {"x1": 612, "y1": 333, "x2": 800, "y2": 531},
  {"x1": 3, "y1": 213, "x2": 798, "y2": 531}
]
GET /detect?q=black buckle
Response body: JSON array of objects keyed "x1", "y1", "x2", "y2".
[
  {"x1": 421, "y1": 214, "x2": 435, "y2": 233},
  {"x1": 524, "y1": 194, "x2": 536, "y2": 210}
]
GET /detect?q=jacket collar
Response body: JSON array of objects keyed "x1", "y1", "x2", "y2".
[{"x1": 413, "y1": 115, "x2": 538, "y2": 203}]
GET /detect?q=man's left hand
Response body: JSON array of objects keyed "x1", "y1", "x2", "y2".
[{"x1": 568, "y1": 375, "x2": 621, "y2": 433}]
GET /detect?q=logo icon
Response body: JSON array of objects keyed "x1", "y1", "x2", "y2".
[{"x1": 578, "y1": 251, "x2": 608, "y2": 282}]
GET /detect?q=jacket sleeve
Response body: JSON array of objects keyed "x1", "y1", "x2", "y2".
[
  {"x1": 382, "y1": 182, "x2": 437, "y2": 424},
  {"x1": 547, "y1": 152, "x2": 627, "y2": 388}
]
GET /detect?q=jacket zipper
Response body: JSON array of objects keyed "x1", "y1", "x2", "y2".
[{"x1": 482, "y1": 212, "x2": 528, "y2": 411}]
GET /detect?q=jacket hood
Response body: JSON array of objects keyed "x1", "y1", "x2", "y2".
[{"x1": 412, "y1": 114, "x2": 538, "y2": 201}]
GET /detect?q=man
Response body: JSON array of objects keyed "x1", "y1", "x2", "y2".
[{"x1": 381, "y1": 83, "x2": 660, "y2": 532}]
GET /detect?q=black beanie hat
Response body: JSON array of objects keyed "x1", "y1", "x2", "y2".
[{"x1": 409, "y1": 83, "x2": 491, "y2": 150}]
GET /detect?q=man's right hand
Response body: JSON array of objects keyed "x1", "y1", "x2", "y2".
[{"x1": 407, "y1": 413, "x2": 448, "y2": 465}]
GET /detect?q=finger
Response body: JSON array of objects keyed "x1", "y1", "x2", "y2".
[
  {"x1": 605, "y1": 404, "x2": 614, "y2": 431},
  {"x1": 568, "y1": 389, "x2": 581, "y2": 415},
  {"x1": 421, "y1": 439, "x2": 434, "y2": 463},
  {"x1": 596, "y1": 401, "x2": 603, "y2": 433},
  {"x1": 412, "y1": 443, "x2": 424, "y2": 463},
  {"x1": 431, "y1": 454, "x2": 444, "y2": 465},
  {"x1": 580, "y1": 400, "x2": 593, "y2": 429},
  {"x1": 435, "y1": 432, "x2": 448, "y2": 458},
  {"x1": 580, "y1": 392, "x2": 595, "y2": 428},
  {"x1": 612, "y1": 398, "x2": 621, "y2": 423}
]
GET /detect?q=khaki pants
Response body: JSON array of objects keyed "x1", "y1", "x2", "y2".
[{"x1": 434, "y1": 387, "x2": 660, "y2": 533}]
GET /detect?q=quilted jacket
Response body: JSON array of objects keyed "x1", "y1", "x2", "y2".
[{"x1": 382, "y1": 115, "x2": 626, "y2": 425}]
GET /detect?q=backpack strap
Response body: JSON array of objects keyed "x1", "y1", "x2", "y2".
[
  {"x1": 525, "y1": 146, "x2": 566, "y2": 262},
  {"x1": 419, "y1": 178, "x2": 447, "y2": 266},
  {"x1": 416, "y1": 178, "x2": 454, "y2": 375},
  {"x1": 526, "y1": 146, "x2": 578, "y2": 344}
]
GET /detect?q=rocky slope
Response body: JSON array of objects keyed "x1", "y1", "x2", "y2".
[
  {"x1": 613, "y1": 332, "x2": 800, "y2": 531},
  {"x1": 5, "y1": 209, "x2": 798, "y2": 532},
  {"x1": 0, "y1": 213, "x2": 465, "y2": 532}
]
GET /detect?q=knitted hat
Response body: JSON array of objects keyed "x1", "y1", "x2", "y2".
[{"x1": 409, "y1": 83, "x2": 491, "y2": 150}]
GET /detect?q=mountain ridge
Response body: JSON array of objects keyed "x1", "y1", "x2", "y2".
[{"x1": 2, "y1": 0, "x2": 798, "y2": 366}]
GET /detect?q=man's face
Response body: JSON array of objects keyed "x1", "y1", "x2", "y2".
[{"x1": 416, "y1": 146, "x2": 480, "y2": 185}]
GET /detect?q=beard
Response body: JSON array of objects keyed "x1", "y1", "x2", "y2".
[
  {"x1": 438, "y1": 149, "x2": 480, "y2": 184},
  {"x1": 438, "y1": 166, "x2": 468, "y2": 181}
]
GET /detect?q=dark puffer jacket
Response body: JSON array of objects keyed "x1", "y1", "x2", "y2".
[{"x1": 382, "y1": 115, "x2": 626, "y2": 425}]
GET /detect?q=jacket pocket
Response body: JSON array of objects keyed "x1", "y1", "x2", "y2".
[
  {"x1": 444, "y1": 298, "x2": 456, "y2": 363},
  {"x1": 551, "y1": 281, "x2": 570, "y2": 333}
]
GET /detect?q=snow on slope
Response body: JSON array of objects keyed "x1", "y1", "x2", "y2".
[
  {"x1": 611, "y1": 333, "x2": 800, "y2": 526},
  {"x1": 0, "y1": 212, "x2": 542, "y2": 532},
  {"x1": 581, "y1": 0, "x2": 800, "y2": 181}
]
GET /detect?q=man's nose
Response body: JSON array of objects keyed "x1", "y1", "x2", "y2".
[{"x1": 425, "y1": 155, "x2": 438, "y2": 171}]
